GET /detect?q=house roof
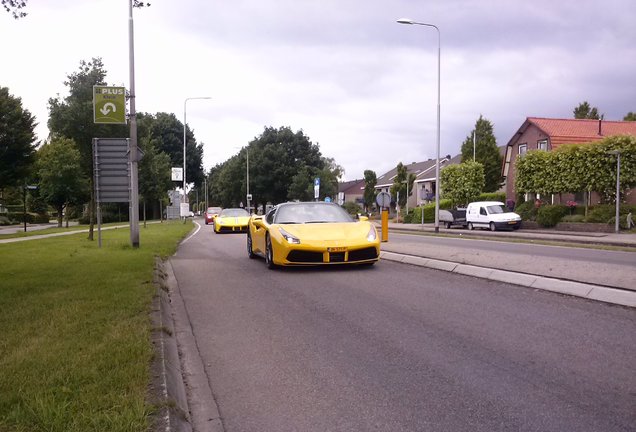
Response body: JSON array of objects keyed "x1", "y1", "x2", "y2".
[
  {"x1": 375, "y1": 156, "x2": 456, "y2": 187},
  {"x1": 507, "y1": 117, "x2": 636, "y2": 148},
  {"x1": 338, "y1": 178, "x2": 365, "y2": 194}
]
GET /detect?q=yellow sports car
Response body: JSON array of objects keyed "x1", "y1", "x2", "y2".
[
  {"x1": 213, "y1": 208, "x2": 251, "y2": 233},
  {"x1": 247, "y1": 201, "x2": 380, "y2": 268}
]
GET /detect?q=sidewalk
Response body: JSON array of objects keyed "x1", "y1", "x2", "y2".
[{"x1": 376, "y1": 221, "x2": 636, "y2": 249}]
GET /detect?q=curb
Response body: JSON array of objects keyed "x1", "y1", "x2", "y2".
[
  {"x1": 380, "y1": 251, "x2": 636, "y2": 308},
  {"x1": 162, "y1": 259, "x2": 225, "y2": 432}
]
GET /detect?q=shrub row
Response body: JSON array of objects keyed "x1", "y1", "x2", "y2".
[{"x1": 4, "y1": 212, "x2": 50, "y2": 224}]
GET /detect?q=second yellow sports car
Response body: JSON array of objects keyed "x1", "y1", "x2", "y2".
[
  {"x1": 213, "y1": 208, "x2": 251, "y2": 233},
  {"x1": 247, "y1": 201, "x2": 380, "y2": 268}
]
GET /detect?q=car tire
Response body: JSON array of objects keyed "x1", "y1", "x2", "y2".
[
  {"x1": 265, "y1": 234, "x2": 276, "y2": 269},
  {"x1": 490, "y1": 222, "x2": 496, "y2": 232},
  {"x1": 468, "y1": 222, "x2": 474, "y2": 230},
  {"x1": 445, "y1": 222, "x2": 452, "y2": 229},
  {"x1": 247, "y1": 231, "x2": 256, "y2": 259}
]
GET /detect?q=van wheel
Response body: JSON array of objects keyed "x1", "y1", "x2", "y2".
[
  {"x1": 490, "y1": 222, "x2": 496, "y2": 232},
  {"x1": 468, "y1": 223, "x2": 474, "y2": 230},
  {"x1": 445, "y1": 222, "x2": 452, "y2": 229}
]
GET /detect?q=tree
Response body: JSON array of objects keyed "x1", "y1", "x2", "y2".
[
  {"x1": 363, "y1": 170, "x2": 377, "y2": 211},
  {"x1": 2, "y1": 0, "x2": 27, "y2": 18},
  {"x1": 137, "y1": 112, "x2": 204, "y2": 193},
  {"x1": 48, "y1": 58, "x2": 127, "y2": 239},
  {"x1": 440, "y1": 161, "x2": 485, "y2": 207},
  {"x1": 138, "y1": 136, "x2": 171, "y2": 222},
  {"x1": 624, "y1": 112, "x2": 636, "y2": 121},
  {"x1": 573, "y1": 101, "x2": 602, "y2": 120},
  {"x1": 36, "y1": 137, "x2": 88, "y2": 227},
  {"x1": 390, "y1": 162, "x2": 415, "y2": 209},
  {"x1": 460, "y1": 115, "x2": 502, "y2": 192},
  {"x1": 0, "y1": 86, "x2": 37, "y2": 192}
]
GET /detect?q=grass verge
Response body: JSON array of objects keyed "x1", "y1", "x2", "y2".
[{"x1": 0, "y1": 221, "x2": 193, "y2": 432}]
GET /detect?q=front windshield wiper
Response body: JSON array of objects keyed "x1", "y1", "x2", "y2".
[{"x1": 305, "y1": 220, "x2": 332, "y2": 224}]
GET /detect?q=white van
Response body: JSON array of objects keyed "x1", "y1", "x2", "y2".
[{"x1": 466, "y1": 201, "x2": 522, "y2": 231}]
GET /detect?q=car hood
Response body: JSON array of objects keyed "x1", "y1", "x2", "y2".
[
  {"x1": 275, "y1": 222, "x2": 373, "y2": 241},
  {"x1": 488, "y1": 212, "x2": 521, "y2": 222},
  {"x1": 218, "y1": 216, "x2": 250, "y2": 223}
]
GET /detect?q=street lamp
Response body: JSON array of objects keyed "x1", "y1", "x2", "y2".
[
  {"x1": 397, "y1": 18, "x2": 441, "y2": 233},
  {"x1": 234, "y1": 146, "x2": 251, "y2": 212},
  {"x1": 608, "y1": 150, "x2": 621, "y2": 233},
  {"x1": 183, "y1": 97, "x2": 211, "y2": 203}
]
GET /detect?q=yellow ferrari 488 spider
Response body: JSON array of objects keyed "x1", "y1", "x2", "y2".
[
  {"x1": 247, "y1": 201, "x2": 380, "y2": 268},
  {"x1": 214, "y1": 208, "x2": 251, "y2": 233}
]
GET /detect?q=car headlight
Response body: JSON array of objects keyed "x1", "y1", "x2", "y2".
[
  {"x1": 367, "y1": 226, "x2": 377, "y2": 241},
  {"x1": 279, "y1": 227, "x2": 300, "y2": 244}
]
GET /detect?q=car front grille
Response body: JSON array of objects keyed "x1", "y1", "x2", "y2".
[
  {"x1": 287, "y1": 250, "x2": 324, "y2": 263},
  {"x1": 348, "y1": 247, "x2": 378, "y2": 262}
]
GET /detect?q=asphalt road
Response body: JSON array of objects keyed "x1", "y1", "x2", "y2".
[
  {"x1": 171, "y1": 222, "x2": 636, "y2": 432},
  {"x1": 384, "y1": 232, "x2": 636, "y2": 290}
]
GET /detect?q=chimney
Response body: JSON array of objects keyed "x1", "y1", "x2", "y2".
[{"x1": 598, "y1": 119, "x2": 602, "y2": 136}]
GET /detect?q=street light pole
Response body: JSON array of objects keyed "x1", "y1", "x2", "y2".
[
  {"x1": 128, "y1": 0, "x2": 140, "y2": 247},
  {"x1": 609, "y1": 150, "x2": 621, "y2": 233},
  {"x1": 183, "y1": 97, "x2": 211, "y2": 204},
  {"x1": 246, "y1": 148, "x2": 250, "y2": 212},
  {"x1": 397, "y1": 18, "x2": 441, "y2": 232}
]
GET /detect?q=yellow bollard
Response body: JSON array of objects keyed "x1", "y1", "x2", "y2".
[{"x1": 381, "y1": 208, "x2": 389, "y2": 242}]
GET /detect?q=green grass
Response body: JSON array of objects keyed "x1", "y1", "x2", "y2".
[
  {"x1": 0, "y1": 221, "x2": 193, "y2": 432},
  {"x1": 0, "y1": 221, "x2": 161, "y2": 239}
]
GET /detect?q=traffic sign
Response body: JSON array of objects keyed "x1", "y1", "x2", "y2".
[
  {"x1": 171, "y1": 167, "x2": 183, "y2": 181},
  {"x1": 314, "y1": 177, "x2": 320, "y2": 199},
  {"x1": 93, "y1": 86, "x2": 127, "y2": 124},
  {"x1": 376, "y1": 191, "x2": 391, "y2": 208}
]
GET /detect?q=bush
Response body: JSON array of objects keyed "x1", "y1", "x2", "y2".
[
  {"x1": 561, "y1": 214, "x2": 585, "y2": 223},
  {"x1": 586, "y1": 205, "x2": 617, "y2": 223},
  {"x1": 478, "y1": 192, "x2": 506, "y2": 202},
  {"x1": 515, "y1": 201, "x2": 536, "y2": 221},
  {"x1": 341, "y1": 201, "x2": 361, "y2": 216},
  {"x1": 536, "y1": 205, "x2": 568, "y2": 228}
]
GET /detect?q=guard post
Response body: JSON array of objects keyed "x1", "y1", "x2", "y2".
[{"x1": 376, "y1": 191, "x2": 391, "y2": 243}]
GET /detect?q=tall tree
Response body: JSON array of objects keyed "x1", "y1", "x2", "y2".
[
  {"x1": 363, "y1": 170, "x2": 377, "y2": 211},
  {"x1": 48, "y1": 58, "x2": 127, "y2": 239},
  {"x1": 573, "y1": 101, "x2": 602, "y2": 119},
  {"x1": 138, "y1": 136, "x2": 172, "y2": 222},
  {"x1": 36, "y1": 137, "x2": 88, "y2": 227},
  {"x1": 390, "y1": 162, "x2": 415, "y2": 209},
  {"x1": 460, "y1": 115, "x2": 502, "y2": 192},
  {"x1": 137, "y1": 112, "x2": 204, "y2": 193},
  {"x1": 624, "y1": 112, "x2": 636, "y2": 121},
  {"x1": 441, "y1": 161, "x2": 484, "y2": 207},
  {"x1": 0, "y1": 86, "x2": 37, "y2": 191}
]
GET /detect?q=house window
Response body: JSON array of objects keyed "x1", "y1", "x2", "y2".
[
  {"x1": 538, "y1": 139, "x2": 548, "y2": 151},
  {"x1": 519, "y1": 143, "x2": 527, "y2": 155}
]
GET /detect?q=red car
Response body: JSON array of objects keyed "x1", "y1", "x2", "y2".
[{"x1": 204, "y1": 207, "x2": 222, "y2": 225}]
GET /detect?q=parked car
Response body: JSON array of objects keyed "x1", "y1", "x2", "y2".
[
  {"x1": 247, "y1": 201, "x2": 380, "y2": 269},
  {"x1": 466, "y1": 201, "x2": 522, "y2": 231},
  {"x1": 204, "y1": 207, "x2": 222, "y2": 225},
  {"x1": 439, "y1": 208, "x2": 467, "y2": 229},
  {"x1": 213, "y1": 208, "x2": 250, "y2": 233}
]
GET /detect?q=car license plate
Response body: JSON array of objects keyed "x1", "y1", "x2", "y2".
[
  {"x1": 508, "y1": 221, "x2": 517, "y2": 224},
  {"x1": 328, "y1": 247, "x2": 347, "y2": 252}
]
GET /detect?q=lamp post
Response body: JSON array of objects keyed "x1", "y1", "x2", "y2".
[
  {"x1": 183, "y1": 97, "x2": 211, "y2": 203},
  {"x1": 608, "y1": 150, "x2": 621, "y2": 233},
  {"x1": 128, "y1": 0, "x2": 140, "y2": 247},
  {"x1": 235, "y1": 146, "x2": 251, "y2": 212},
  {"x1": 397, "y1": 18, "x2": 441, "y2": 233}
]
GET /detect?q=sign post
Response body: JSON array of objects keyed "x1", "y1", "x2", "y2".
[
  {"x1": 376, "y1": 191, "x2": 391, "y2": 242},
  {"x1": 314, "y1": 178, "x2": 320, "y2": 201}
]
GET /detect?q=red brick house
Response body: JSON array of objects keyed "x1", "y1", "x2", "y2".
[{"x1": 502, "y1": 117, "x2": 636, "y2": 204}]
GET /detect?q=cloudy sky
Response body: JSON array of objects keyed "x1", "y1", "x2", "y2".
[{"x1": 2, "y1": 0, "x2": 635, "y2": 180}]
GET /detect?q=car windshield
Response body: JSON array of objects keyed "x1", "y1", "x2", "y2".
[
  {"x1": 219, "y1": 208, "x2": 249, "y2": 217},
  {"x1": 486, "y1": 205, "x2": 507, "y2": 214},
  {"x1": 207, "y1": 207, "x2": 222, "y2": 214},
  {"x1": 274, "y1": 203, "x2": 354, "y2": 224}
]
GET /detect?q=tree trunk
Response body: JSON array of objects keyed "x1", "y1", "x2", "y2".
[
  {"x1": 143, "y1": 200, "x2": 147, "y2": 228},
  {"x1": 57, "y1": 203, "x2": 63, "y2": 228}
]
